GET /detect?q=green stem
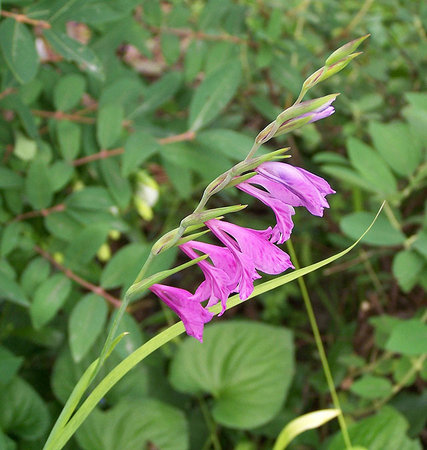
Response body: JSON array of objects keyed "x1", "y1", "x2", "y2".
[
  {"x1": 286, "y1": 239, "x2": 353, "y2": 449},
  {"x1": 198, "y1": 396, "x2": 222, "y2": 450}
]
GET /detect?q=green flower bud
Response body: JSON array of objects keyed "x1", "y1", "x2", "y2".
[{"x1": 325, "y1": 34, "x2": 370, "y2": 66}]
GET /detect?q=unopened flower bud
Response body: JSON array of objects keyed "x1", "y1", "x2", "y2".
[
  {"x1": 97, "y1": 243, "x2": 111, "y2": 262},
  {"x1": 151, "y1": 228, "x2": 181, "y2": 255},
  {"x1": 325, "y1": 34, "x2": 370, "y2": 66}
]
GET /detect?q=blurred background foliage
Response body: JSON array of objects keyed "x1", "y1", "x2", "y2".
[{"x1": 0, "y1": 0, "x2": 426, "y2": 449}]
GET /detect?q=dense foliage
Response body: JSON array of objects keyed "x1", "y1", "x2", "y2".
[{"x1": 0, "y1": 1, "x2": 426, "y2": 449}]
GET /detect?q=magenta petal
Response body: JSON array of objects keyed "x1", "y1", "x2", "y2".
[
  {"x1": 238, "y1": 181, "x2": 295, "y2": 244},
  {"x1": 206, "y1": 219, "x2": 293, "y2": 276},
  {"x1": 149, "y1": 284, "x2": 213, "y2": 342},
  {"x1": 256, "y1": 162, "x2": 335, "y2": 216}
]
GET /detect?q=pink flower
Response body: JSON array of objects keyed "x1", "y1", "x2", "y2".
[
  {"x1": 205, "y1": 219, "x2": 293, "y2": 300},
  {"x1": 180, "y1": 241, "x2": 236, "y2": 315},
  {"x1": 254, "y1": 162, "x2": 335, "y2": 217},
  {"x1": 149, "y1": 284, "x2": 213, "y2": 342},
  {"x1": 237, "y1": 175, "x2": 295, "y2": 244}
]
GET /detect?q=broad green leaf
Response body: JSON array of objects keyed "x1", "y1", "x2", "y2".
[
  {"x1": 69, "y1": 294, "x2": 108, "y2": 362},
  {"x1": 350, "y1": 375, "x2": 393, "y2": 399},
  {"x1": 101, "y1": 243, "x2": 149, "y2": 290},
  {"x1": 340, "y1": 212, "x2": 405, "y2": 246},
  {"x1": 412, "y1": 231, "x2": 427, "y2": 259},
  {"x1": 0, "y1": 346, "x2": 24, "y2": 386},
  {"x1": 49, "y1": 161, "x2": 75, "y2": 192},
  {"x1": 0, "y1": 271, "x2": 30, "y2": 307},
  {"x1": 127, "y1": 72, "x2": 182, "y2": 119},
  {"x1": 30, "y1": 274, "x2": 72, "y2": 329},
  {"x1": 0, "y1": 377, "x2": 50, "y2": 441},
  {"x1": 189, "y1": 61, "x2": 241, "y2": 131},
  {"x1": 56, "y1": 121, "x2": 81, "y2": 160},
  {"x1": 100, "y1": 158, "x2": 132, "y2": 209},
  {"x1": 392, "y1": 250, "x2": 425, "y2": 293},
  {"x1": 328, "y1": 406, "x2": 421, "y2": 450},
  {"x1": 44, "y1": 211, "x2": 82, "y2": 242},
  {"x1": 184, "y1": 40, "x2": 206, "y2": 82},
  {"x1": 369, "y1": 122, "x2": 422, "y2": 177},
  {"x1": 43, "y1": 29, "x2": 105, "y2": 80},
  {"x1": 385, "y1": 319, "x2": 427, "y2": 356},
  {"x1": 369, "y1": 315, "x2": 402, "y2": 349},
  {"x1": 121, "y1": 131, "x2": 159, "y2": 177},
  {"x1": 1, "y1": 222, "x2": 23, "y2": 257},
  {"x1": 53, "y1": 73, "x2": 86, "y2": 111},
  {"x1": 0, "y1": 93, "x2": 39, "y2": 139},
  {"x1": 161, "y1": 155, "x2": 192, "y2": 199},
  {"x1": 20, "y1": 257, "x2": 50, "y2": 296},
  {"x1": 273, "y1": 409, "x2": 339, "y2": 450},
  {"x1": 66, "y1": 187, "x2": 114, "y2": 211},
  {"x1": 65, "y1": 224, "x2": 110, "y2": 266},
  {"x1": 13, "y1": 131, "x2": 37, "y2": 161},
  {"x1": 25, "y1": 159, "x2": 53, "y2": 209},
  {"x1": 196, "y1": 129, "x2": 257, "y2": 161},
  {"x1": 97, "y1": 103, "x2": 124, "y2": 149},
  {"x1": 0, "y1": 167, "x2": 23, "y2": 189},
  {"x1": 170, "y1": 321, "x2": 294, "y2": 429},
  {"x1": 347, "y1": 137, "x2": 397, "y2": 196},
  {"x1": 161, "y1": 33, "x2": 181, "y2": 65},
  {"x1": 76, "y1": 399, "x2": 188, "y2": 450},
  {"x1": 0, "y1": 19, "x2": 39, "y2": 84}
]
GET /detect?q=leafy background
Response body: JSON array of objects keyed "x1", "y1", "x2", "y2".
[{"x1": 0, "y1": 0, "x2": 426, "y2": 449}]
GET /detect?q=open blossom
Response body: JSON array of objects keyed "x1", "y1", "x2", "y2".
[
  {"x1": 149, "y1": 284, "x2": 213, "y2": 342},
  {"x1": 254, "y1": 162, "x2": 335, "y2": 217},
  {"x1": 205, "y1": 219, "x2": 294, "y2": 300},
  {"x1": 180, "y1": 241, "x2": 237, "y2": 315}
]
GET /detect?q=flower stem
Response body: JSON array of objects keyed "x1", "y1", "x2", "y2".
[{"x1": 286, "y1": 239, "x2": 353, "y2": 449}]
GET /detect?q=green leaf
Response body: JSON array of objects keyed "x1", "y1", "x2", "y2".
[
  {"x1": 100, "y1": 243, "x2": 149, "y2": 290},
  {"x1": 350, "y1": 375, "x2": 393, "y2": 399},
  {"x1": 121, "y1": 131, "x2": 160, "y2": 177},
  {"x1": 412, "y1": 231, "x2": 427, "y2": 259},
  {"x1": 369, "y1": 122, "x2": 422, "y2": 177},
  {"x1": 100, "y1": 158, "x2": 132, "y2": 209},
  {"x1": 328, "y1": 406, "x2": 421, "y2": 450},
  {"x1": 161, "y1": 33, "x2": 181, "y2": 65},
  {"x1": 0, "y1": 19, "x2": 39, "y2": 84},
  {"x1": 20, "y1": 257, "x2": 51, "y2": 296},
  {"x1": 69, "y1": 294, "x2": 108, "y2": 363},
  {"x1": 392, "y1": 250, "x2": 425, "y2": 293},
  {"x1": 0, "y1": 271, "x2": 30, "y2": 307},
  {"x1": 66, "y1": 187, "x2": 115, "y2": 211},
  {"x1": 96, "y1": 104, "x2": 124, "y2": 149},
  {"x1": 273, "y1": 409, "x2": 339, "y2": 450},
  {"x1": 56, "y1": 121, "x2": 81, "y2": 160},
  {"x1": 161, "y1": 155, "x2": 192, "y2": 199},
  {"x1": 189, "y1": 61, "x2": 241, "y2": 131},
  {"x1": 347, "y1": 137, "x2": 397, "y2": 196},
  {"x1": 30, "y1": 274, "x2": 72, "y2": 329},
  {"x1": 75, "y1": 399, "x2": 188, "y2": 450},
  {"x1": 0, "y1": 167, "x2": 23, "y2": 189},
  {"x1": 44, "y1": 211, "x2": 82, "y2": 242},
  {"x1": 53, "y1": 73, "x2": 86, "y2": 111},
  {"x1": 0, "y1": 377, "x2": 50, "y2": 441},
  {"x1": 1, "y1": 222, "x2": 23, "y2": 257},
  {"x1": 25, "y1": 159, "x2": 53, "y2": 209},
  {"x1": 65, "y1": 224, "x2": 110, "y2": 266},
  {"x1": 43, "y1": 29, "x2": 105, "y2": 80},
  {"x1": 0, "y1": 347, "x2": 24, "y2": 386},
  {"x1": 196, "y1": 129, "x2": 256, "y2": 161},
  {"x1": 127, "y1": 72, "x2": 182, "y2": 119},
  {"x1": 184, "y1": 40, "x2": 206, "y2": 82},
  {"x1": 49, "y1": 161, "x2": 75, "y2": 192},
  {"x1": 385, "y1": 319, "x2": 427, "y2": 356},
  {"x1": 340, "y1": 212, "x2": 405, "y2": 246},
  {"x1": 170, "y1": 321, "x2": 294, "y2": 429}
]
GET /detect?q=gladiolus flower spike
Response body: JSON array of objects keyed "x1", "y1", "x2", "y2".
[{"x1": 149, "y1": 161, "x2": 335, "y2": 342}]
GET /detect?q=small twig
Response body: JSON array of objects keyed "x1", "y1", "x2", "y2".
[
  {"x1": 13, "y1": 203, "x2": 66, "y2": 222},
  {"x1": 34, "y1": 245, "x2": 122, "y2": 308},
  {"x1": 31, "y1": 110, "x2": 96, "y2": 124},
  {"x1": 71, "y1": 130, "x2": 196, "y2": 166},
  {"x1": 1, "y1": 10, "x2": 51, "y2": 29},
  {"x1": 0, "y1": 87, "x2": 17, "y2": 101}
]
